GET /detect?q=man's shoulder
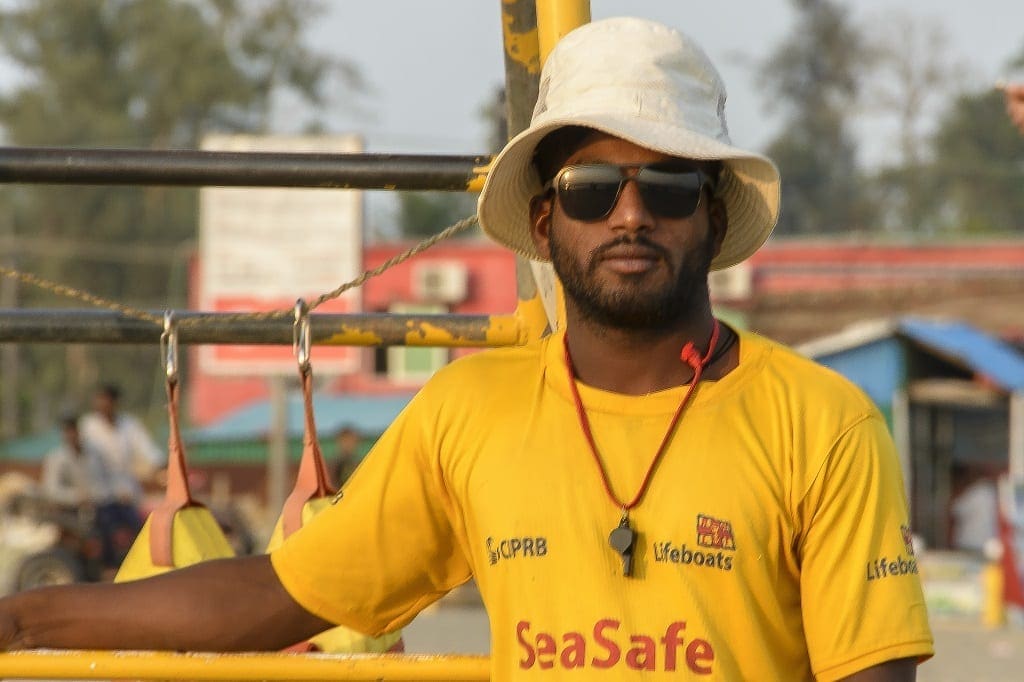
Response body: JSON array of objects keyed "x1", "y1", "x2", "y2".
[
  {"x1": 742, "y1": 331, "x2": 877, "y2": 411},
  {"x1": 431, "y1": 339, "x2": 546, "y2": 383}
]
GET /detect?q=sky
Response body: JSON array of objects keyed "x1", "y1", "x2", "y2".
[
  {"x1": 294, "y1": 0, "x2": 1022, "y2": 235},
  {"x1": 303, "y1": 0, "x2": 1024, "y2": 158}
]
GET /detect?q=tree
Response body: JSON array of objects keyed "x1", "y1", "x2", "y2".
[
  {"x1": 861, "y1": 13, "x2": 967, "y2": 233},
  {"x1": 757, "y1": 0, "x2": 872, "y2": 234},
  {"x1": 927, "y1": 84, "x2": 1024, "y2": 234},
  {"x1": 392, "y1": 85, "x2": 505, "y2": 240},
  {"x1": 0, "y1": 0, "x2": 362, "y2": 432}
]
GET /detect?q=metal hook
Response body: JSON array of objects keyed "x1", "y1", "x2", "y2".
[
  {"x1": 160, "y1": 310, "x2": 178, "y2": 385},
  {"x1": 293, "y1": 299, "x2": 311, "y2": 374}
]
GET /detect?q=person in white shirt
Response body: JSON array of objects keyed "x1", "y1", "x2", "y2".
[
  {"x1": 79, "y1": 384, "x2": 165, "y2": 569},
  {"x1": 41, "y1": 415, "x2": 113, "y2": 508},
  {"x1": 79, "y1": 384, "x2": 164, "y2": 507}
]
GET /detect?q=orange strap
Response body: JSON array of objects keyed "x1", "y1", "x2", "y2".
[
  {"x1": 149, "y1": 380, "x2": 199, "y2": 566},
  {"x1": 281, "y1": 369, "x2": 336, "y2": 538}
]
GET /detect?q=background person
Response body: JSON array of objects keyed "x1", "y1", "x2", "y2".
[
  {"x1": 79, "y1": 384, "x2": 164, "y2": 514},
  {"x1": 1005, "y1": 82, "x2": 1024, "y2": 134},
  {"x1": 0, "y1": 17, "x2": 932, "y2": 680},
  {"x1": 40, "y1": 415, "x2": 113, "y2": 510},
  {"x1": 79, "y1": 384, "x2": 164, "y2": 570},
  {"x1": 332, "y1": 426, "x2": 362, "y2": 486}
]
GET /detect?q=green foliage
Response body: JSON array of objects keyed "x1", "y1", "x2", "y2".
[
  {"x1": 0, "y1": 0, "x2": 358, "y2": 431},
  {"x1": 392, "y1": 84, "x2": 504, "y2": 240},
  {"x1": 928, "y1": 89, "x2": 1024, "y2": 234},
  {"x1": 396, "y1": 192, "x2": 478, "y2": 240}
]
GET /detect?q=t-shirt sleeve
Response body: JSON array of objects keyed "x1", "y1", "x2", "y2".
[
  {"x1": 797, "y1": 413, "x2": 934, "y2": 680},
  {"x1": 270, "y1": 387, "x2": 473, "y2": 637}
]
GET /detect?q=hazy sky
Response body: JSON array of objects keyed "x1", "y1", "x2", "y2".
[
  {"x1": 304, "y1": 1, "x2": 1023, "y2": 160},
  {"x1": 294, "y1": 1, "x2": 1021, "y2": 235}
]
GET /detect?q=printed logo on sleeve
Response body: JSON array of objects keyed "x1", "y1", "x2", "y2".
[
  {"x1": 901, "y1": 524, "x2": 916, "y2": 556},
  {"x1": 866, "y1": 524, "x2": 920, "y2": 581}
]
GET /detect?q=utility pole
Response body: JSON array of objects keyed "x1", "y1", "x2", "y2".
[{"x1": 0, "y1": 200, "x2": 18, "y2": 439}]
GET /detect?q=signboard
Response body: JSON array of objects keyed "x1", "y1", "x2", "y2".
[{"x1": 198, "y1": 134, "x2": 363, "y2": 375}]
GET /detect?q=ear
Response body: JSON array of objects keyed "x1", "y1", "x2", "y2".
[
  {"x1": 707, "y1": 195, "x2": 728, "y2": 259},
  {"x1": 529, "y1": 191, "x2": 555, "y2": 260}
]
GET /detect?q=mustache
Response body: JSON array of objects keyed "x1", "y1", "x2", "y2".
[{"x1": 590, "y1": 235, "x2": 671, "y2": 263}]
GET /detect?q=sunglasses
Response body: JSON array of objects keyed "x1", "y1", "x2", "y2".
[{"x1": 547, "y1": 162, "x2": 715, "y2": 222}]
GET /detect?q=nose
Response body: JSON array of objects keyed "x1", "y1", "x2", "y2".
[{"x1": 608, "y1": 178, "x2": 654, "y2": 233}]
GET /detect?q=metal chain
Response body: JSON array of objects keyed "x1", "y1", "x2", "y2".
[{"x1": 0, "y1": 214, "x2": 479, "y2": 328}]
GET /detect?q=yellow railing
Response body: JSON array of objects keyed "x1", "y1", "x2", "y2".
[{"x1": 0, "y1": 650, "x2": 488, "y2": 681}]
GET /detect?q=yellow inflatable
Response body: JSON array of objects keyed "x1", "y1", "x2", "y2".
[{"x1": 115, "y1": 380, "x2": 234, "y2": 582}]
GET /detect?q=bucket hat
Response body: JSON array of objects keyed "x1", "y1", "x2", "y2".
[{"x1": 477, "y1": 17, "x2": 780, "y2": 271}]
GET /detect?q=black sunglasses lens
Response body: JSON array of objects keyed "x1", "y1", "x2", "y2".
[
  {"x1": 636, "y1": 168, "x2": 704, "y2": 218},
  {"x1": 556, "y1": 166, "x2": 624, "y2": 221}
]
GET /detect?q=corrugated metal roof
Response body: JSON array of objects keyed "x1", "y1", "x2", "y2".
[
  {"x1": 798, "y1": 316, "x2": 1024, "y2": 393},
  {"x1": 186, "y1": 392, "x2": 416, "y2": 443},
  {"x1": 898, "y1": 318, "x2": 1024, "y2": 392}
]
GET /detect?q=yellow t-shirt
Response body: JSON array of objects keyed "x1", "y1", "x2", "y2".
[{"x1": 271, "y1": 329, "x2": 934, "y2": 680}]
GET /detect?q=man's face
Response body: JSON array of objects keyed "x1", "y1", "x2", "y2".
[
  {"x1": 529, "y1": 132, "x2": 726, "y2": 333},
  {"x1": 94, "y1": 392, "x2": 116, "y2": 419}
]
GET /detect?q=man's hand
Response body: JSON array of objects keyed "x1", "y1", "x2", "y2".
[{"x1": 1004, "y1": 83, "x2": 1024, "y2": 135}]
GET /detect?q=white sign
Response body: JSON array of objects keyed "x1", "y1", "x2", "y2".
[{"x1": 198, "y1": 133, "x2": 363, "y2": 375}]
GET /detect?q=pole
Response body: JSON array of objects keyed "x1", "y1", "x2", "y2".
[
  {"x1": 0, "y1": 310, "x2": 521, "y2": 347},
  {"x1": 266, "y1": 377, "x2": 289, "y2": 520},
  {"x1": 0, "y1": 208, "x2": 17, "y2": 438},
  {"x1": 0, "y1": 148, "x2": 489, "y2": 191}
]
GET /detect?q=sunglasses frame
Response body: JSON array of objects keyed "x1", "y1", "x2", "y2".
[{"x1": 547, "y1": 162, "x2": 716, "y2": 223}]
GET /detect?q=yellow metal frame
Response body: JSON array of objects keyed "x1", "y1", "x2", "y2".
[
  {"x1": 0, "y1": 650, "x2": 488, "y2": 681},
  {"x1": 0, "y1": 2, "x2": 594, "y2": 680}
]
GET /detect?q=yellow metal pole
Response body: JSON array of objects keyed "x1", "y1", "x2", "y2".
[
  {"x1": 500, "y1": 0, "x2": 590, "y2": 342},
  {"x1": 535, "y1": 0, "x2": 591, "y2": 62},
  {"x1": 0, "y1": 650, "x2": 489, "y2": 681}
]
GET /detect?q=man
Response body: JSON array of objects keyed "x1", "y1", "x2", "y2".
[
  {"x1": 78, "y1": 384, "x2": 164, "y2": 570},
  {"x1": 332, "y1": 426, "x2": 362, "y2": 486},
  {"x1": 0, "y1": 18, "x2": 932, "y2": 680},
  {"x1": 41, "y1": 415, "x2": 113, "y2": 510},
  {"x1": 79, "y1": 384, "x2": 164, "y2": 511},
  {"x1": 1006, "y1": 82, "x2": 1024, "y2": 134}
]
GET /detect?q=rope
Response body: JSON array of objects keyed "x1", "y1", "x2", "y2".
[{"x1": 0, "y1": 214, "x2": 479, "y2": 327}]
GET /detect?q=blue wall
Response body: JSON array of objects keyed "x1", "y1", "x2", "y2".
[{"x1": 815, "y1": 337, "x2": 905, "y2": 410}]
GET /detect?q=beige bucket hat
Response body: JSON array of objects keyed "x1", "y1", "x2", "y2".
[{"x1": 477, "y1": 17, "x2": 780, "y2": 271}]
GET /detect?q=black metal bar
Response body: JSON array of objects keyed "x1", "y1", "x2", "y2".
[
  {"x1": 0, "y1": 309, "x2": 520, "y2": 346},
  {"x1": 0, "y1": 147, "x2": 491, "y2": 190}
]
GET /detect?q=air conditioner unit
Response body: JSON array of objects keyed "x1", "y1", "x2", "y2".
[
  {"x1": 709, "y1": 263, "x2": 752, "y2": 301},
  {"x1": 412, "y1": 261, "x2": 469, "y2": 303}
]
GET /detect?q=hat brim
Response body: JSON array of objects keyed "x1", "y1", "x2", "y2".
[{"x1": 477, "y1": 114, "x2": 780, "y2": 271}]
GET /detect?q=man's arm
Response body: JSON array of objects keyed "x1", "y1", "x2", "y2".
[
  {"x1": 842, "y1": 657, "x2": 917, "y2": 681},
  {"x1": 0, "y1": 555, "x2": 332, "y2": 652}
]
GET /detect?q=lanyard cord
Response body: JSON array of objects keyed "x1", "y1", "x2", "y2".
[{"x1": 564, "y1": 320, "x2": 721, "y2": 513}]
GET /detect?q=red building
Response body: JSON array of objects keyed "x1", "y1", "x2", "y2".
[
  {"x1": 188, "y1": 240, "x2": 517, "y2": 426},
  {"x1": 189, "y1": 237, "x2": 1024, "y2": 426}
]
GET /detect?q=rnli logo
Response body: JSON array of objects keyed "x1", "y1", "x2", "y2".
[
  {"x1": 696, "y1": 514, "x2": 735, "y2": 550},
  {"x1": 901, "y1": 524, "x2": 915, "y2": 556},
  {"x1": 653, "y1": 514, "x2": 736, "y2": 572}
]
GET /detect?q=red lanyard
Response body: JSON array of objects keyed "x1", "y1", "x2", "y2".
[{"x1": 563, "y1": 320, "x2": 721, "y2": 514}]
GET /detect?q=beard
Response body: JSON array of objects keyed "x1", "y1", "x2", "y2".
[{"x1": 549, "y1": 231, "x2": 714, "y2": 333}]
